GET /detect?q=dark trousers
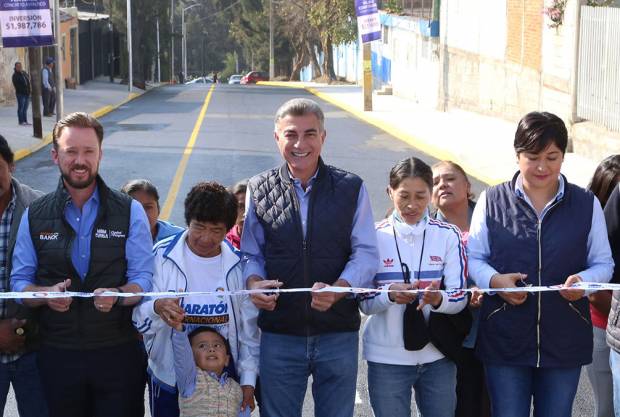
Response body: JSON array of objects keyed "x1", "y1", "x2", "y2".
[
  {"x1": 38, "y1": 342, "x2": 146, "y2": 417},
  {"x1": 456, "y1": 347, "x2": 491, "y2": 417},
  {"x1": 0, "y1": 352, "x2": 48, "y2": 417},
  {"x1": 16, "y1": 94, "x2": 29, "y2": 124},
  {"x1": 42, "y1": 88, "x2": 55, "y2": 116}
]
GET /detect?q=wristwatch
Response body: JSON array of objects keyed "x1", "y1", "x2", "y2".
[{"x1": 14, "y1": 327, "x2": 24, "y2": 336}]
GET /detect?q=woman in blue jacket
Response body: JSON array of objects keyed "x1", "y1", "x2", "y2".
[{"x1": 468, "y1": 111, "x2": 614, "y2": 417}]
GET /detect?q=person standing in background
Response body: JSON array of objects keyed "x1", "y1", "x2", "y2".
[
  {"x1": 12, "y1": 62, "x2": 31, "y2": 126},
  {"x1": 41, "y1": 57, "x2": 56, "y2": 117}
]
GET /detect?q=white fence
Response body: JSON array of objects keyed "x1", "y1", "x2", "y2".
[{"x1": 577, "y1": 6, "x2": 620, "y2": 132}]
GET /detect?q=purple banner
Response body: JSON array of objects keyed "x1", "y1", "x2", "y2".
[
  {"x1": 1, "y1": 0, "x2": 54, "y2": 47},
  {"x1": 355, "y1": 0, "x2": 378, "y2": 17},
  {"x1": 355, "y1": 0, "x2": 380, "y2": 43}
]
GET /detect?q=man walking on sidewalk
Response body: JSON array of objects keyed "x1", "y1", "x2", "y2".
[
  {"x1": 12, "y1": 62, "x2": 31, "y2": 126},
  {"x1": 10, "y1": 112, "x2": 154, "y2": 417},
  {"x1": 41, "y1": 57, "x2": 56, "y2": 117},
  {"x1": 0, "y1": 135, "x2": 47, "y2": 416},
  {"x1": 242, "y1": 98, "x2": 379, "y2": 417}
]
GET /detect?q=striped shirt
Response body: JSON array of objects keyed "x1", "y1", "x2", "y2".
[{"x1": 0, "y1": 187, "x2": 17, "y2": 363}]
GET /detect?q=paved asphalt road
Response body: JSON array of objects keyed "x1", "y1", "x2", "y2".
[{"x1": 7, "y1": 84, "x2": 594, "y2": 416}]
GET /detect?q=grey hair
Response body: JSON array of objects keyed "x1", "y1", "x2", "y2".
[
  {"x1": 121, "y1": 179, "x2": 161, "y2": 209},
  {"x1": 274, "y1": 98, "x2": 325, "y2": 131}
]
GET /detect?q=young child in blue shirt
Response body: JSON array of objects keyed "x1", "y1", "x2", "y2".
[{"x1": 172, "y1": 326, "x2": 252, "y2": 417}]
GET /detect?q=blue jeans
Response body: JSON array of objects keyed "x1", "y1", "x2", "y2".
[
  {"x1": 484, "y1": 364, "x2": 581, "y2": 417},
  {"x1": 0, "y1": 352, "x2": 48, "y2": 417},
  {"x1": 368, "y1": 358, "x2": 456, "y2": 417},
  {"x1": 16, "y1": 94, "x2": 29, "y2": 124},
  {"x1": 609, "y1": 348, "x2": 620, "y2": 416},
  {"x1": 259, "y1": 331, "x2": 358, "y2": 417}
]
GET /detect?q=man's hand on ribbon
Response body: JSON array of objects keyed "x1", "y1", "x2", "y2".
[
  {"x1": 311, "y1": 279, "x2": 350, "y2": 312},
  {"x1": 560, "y1": 275, "x2": 585, "y2": 301},
  {"x1": 93, "y1": 288, "x2": 120, "y2": 313},
  {"x1": 247, "y1": 276, "x2": 282, "y2": 311},
  {"x1": 47, "y1": 279, "x2": 73, "y2": 312},
  {"x1": 490, "y1": 273, "x2": 528, "y2": 306}
]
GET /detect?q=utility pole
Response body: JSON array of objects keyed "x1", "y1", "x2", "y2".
[
  {"x1": 28, "y1": 48, "x2": 43, "y2": 138},
  {"x1": 156, "y1": 18, "x2": 161, "y2": 84},
  {"x1": 269, "y1": 0, "x2": 274, "y2": 79},
  {"x1": 363, "y1": 43, "x2": 372, "y2": 111},
  {"x1": 127, "y1": 0, "x2": 133, "y2": 92},
  {"x1": 171, "y1": 0, "x2": 175, "y2": 82},
  {"x1": 53, "y1": 0, "x2": 64, "y2": 120},
  {"x1": 182, "y1": 4, "x2": 199, "y2": 81}
]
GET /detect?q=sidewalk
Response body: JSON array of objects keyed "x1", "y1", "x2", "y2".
[
  {"x1": 260, "y1": 82, "x2": 599, "y2": 188},
  {"x1": 0, "y1": 77, "x2": 153, "y2": 161}
]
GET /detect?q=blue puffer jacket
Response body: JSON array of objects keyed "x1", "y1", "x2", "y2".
[{"x1": 477, "y1": 174, "x2": 594, "y2": 368}]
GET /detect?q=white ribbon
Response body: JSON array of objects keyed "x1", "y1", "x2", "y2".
[{"x1": 1, "y1": 281, "x2": 615, "y2": 299}]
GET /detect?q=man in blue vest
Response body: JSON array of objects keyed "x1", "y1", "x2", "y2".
[
  {"x1": 242, "y1": 98, "x2": 379, "y2": 417},
  {"x1": 10, "y1": 112, "x2": 154, "y2": 417}
]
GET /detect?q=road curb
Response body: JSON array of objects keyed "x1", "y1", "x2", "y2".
[
  {"x1": 258, "y1": 81, "x2": 502, "y2": 185},
  {"x1": 14, "y1": 90, "x2": 146, "y2": 162}
]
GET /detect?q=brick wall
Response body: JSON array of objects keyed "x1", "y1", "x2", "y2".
[{"x1": 506, "y1": 0, "x2": 543, "y2": 70}]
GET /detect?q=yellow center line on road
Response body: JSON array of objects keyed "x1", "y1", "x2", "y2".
[{"x1": 160, "y1": 84, "x2": 215, "y2": 220}]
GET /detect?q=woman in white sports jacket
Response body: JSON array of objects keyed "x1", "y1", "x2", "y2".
[
  {"x1": 360, "y1": 157, "x2": 468, "y2": 417},
  {"x1": 133, "y1": 182, "x2": 260, "y2": 417}
]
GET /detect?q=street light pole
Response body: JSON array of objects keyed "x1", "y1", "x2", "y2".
[
  {"x1": 156, "y1": 18, "x2": 161, "y2": 84},
  {"x1": 53, "y1": 0, "x2": 64, "y2": 120},
  {"x1": 127, "y1": 0, "x2": 133, "y2": 92},
  {"x1": 269, "y1": 0, "x2": 274, "y2": 79},
  {"x1": 171, "y1": 0, "x2": 175, "y2": 82},
  {"x1": 182, "y1": 4, "x2": 200, "y2": 80}
]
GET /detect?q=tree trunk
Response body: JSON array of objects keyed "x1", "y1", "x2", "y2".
[
  {"x1": 290, "y1": 47, "x2": 307, "y2": 81},
  {"x1": 308, "y1": 41, "x2": 321, "y2": 78},
  {"x1": 321, "y1": 36, "x2": 336, "y2": 81}
]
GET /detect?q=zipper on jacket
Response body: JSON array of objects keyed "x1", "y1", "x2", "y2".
[
  {"x1": 290, "y1": 183, "x2": 311, "y2": 336},
  {"x1": 536, "y1": 220, "x2": 542, "y2": 368},
  {"x1": 486, "y1": 302, "x2": 507, "y2": 321},
  {"x1": 517, "y1": 193, "x2": 561, "y2": 369}
]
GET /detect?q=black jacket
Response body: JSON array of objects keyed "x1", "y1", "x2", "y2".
[
  {"x1": 12, "y1": 71, "x2": 30, "y2": 96},
  {"x1": 28, "y1": 176, "x2": 136, "y2": 350}
]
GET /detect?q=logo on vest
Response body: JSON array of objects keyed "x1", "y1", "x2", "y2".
[
  {"x1": 95, "y1": 229, "x2": 126, "y2": 239},
  {"x1": 383, "y1": 258, "x2": 394, "y2": 268},
  {"x1": 95, "y1": 228, "x2": 109, "y2": 239},
  {"x1": 39, "y1": 232, "x2": 59, "y2": 241}
]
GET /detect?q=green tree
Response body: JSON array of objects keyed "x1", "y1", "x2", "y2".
[{"x1": 308, "y1": 0, "x2": 357, "y2": 81}]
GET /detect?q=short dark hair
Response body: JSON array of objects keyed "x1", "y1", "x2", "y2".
[
  {"x1": 188, "y1": 326, "x2": 231, "y2": 355},
  {"x1": 121, "y1": 179, "x2": 161, "y2": 209},
  {"x1": 53, "y1": 112, "x2": 104, "y2": 150},
  {"x1": 184, "y1": 182, "x2": 238, "y2": 229},
  {"x1": 389, "y1": 156, "x2": 433, "y2": 191},
  {"x1": 588, "y1": 154, "x2": 620, "y2": 208},
  {"x1": 513, "y1": 111, "x2": 568, "y2": 155},
  {"x1": 0, "y1": 135, "x2": 15, "y2": 165}
]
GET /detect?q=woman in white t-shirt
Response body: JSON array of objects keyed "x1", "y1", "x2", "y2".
[{"x1": 133, "y1": 182, "x2": 259, "y2": 417}]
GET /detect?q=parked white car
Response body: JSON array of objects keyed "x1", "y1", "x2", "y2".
[{"x1": 228, "y1": 74, "x2": 242, "y2": 84}]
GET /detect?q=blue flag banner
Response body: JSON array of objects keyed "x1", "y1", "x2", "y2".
[
  {"x1": 355, "y1": 0, "x2": 381, "y2": 43},
  {"x1": 0, "y1": 0, "x2": 54, "y2": 47}
]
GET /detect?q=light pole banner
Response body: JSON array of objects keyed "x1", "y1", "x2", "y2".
[
  {"x1": 355, "y1": 0, "x2": 381, "y2": 43},
  {"x1": 0, "y1": 0, "x2": 54, "y2": 47}
]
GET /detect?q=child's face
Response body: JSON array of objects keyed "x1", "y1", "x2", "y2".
[{"x1": 191, "y1": 331, "x2": 230, "y2": 375}]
